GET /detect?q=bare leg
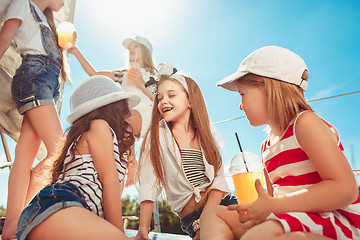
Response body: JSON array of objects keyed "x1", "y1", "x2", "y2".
[
  {"x1": 2, "y1": 105, "x2": 63, "y2": 240},
  {"x1": 28, "y1": 207, "x2": 130, "y2": 240},
  {"x1": 1, "y1": 114, "x2": 42, "y2": 240},
  {"x1": 241, "y1": 220, "x2": 333, "y2": 240},
  {"x1": 200, "y1": 205, "x2": 245, "y2": 240},
  {"x1": 25, "y1": 105, "x2": 63, "y2": 201}
]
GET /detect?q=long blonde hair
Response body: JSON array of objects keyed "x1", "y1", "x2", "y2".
[
  {"x1": 240, "y1": 73, "x2": 312, "y2": 135},
  {"x1": 43, "y1": 9, "x2": 70, "y2": 82},
  {"x1": 138, "y1": 76, "x2": 222, "y2": 196},
  {"x1": 140, "y1": 44, "x2": 155, "y2": 75}
]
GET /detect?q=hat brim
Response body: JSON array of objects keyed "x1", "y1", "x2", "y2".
[
  {"x1": 122, "y1": 38, "x2": 135, "y2": 50},
  {"x1": 66, "y1": 92, "x2": 140, "y2": 124},
  {"x1": 122, "y1": 37, "x2": 152, "y2": 52},
  {"x1": 216, "y1": 71, "x2": 248, "y2": 92}
]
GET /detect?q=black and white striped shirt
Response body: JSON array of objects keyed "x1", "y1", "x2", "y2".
[
  {"x1": 180, "y1": 148, "x2": 210, "y2": 188},
  {"x1": 56, "y1": 128, "x2": 127, "y2": 218}
]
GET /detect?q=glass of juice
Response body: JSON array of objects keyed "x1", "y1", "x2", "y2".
[
  {"x1": 56, "y1": 21, "x2": 76, "y2": 49},
  {"x1": 127, "y1": 62, "x2": 140, "y2": 83},
  {"x1": 229, "y1": 152, "x2": 264, "y2": 204}
]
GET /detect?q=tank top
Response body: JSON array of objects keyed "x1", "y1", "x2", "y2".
[
  {"x1": 56, "y1": 128, "x2": 127, "y2": 218},
  {"x1": 263, "y1": 111, "x2": 360, "y2": 239},
  {"x1": 181, "y1": 148, "x2": 210, "y2": 188}
]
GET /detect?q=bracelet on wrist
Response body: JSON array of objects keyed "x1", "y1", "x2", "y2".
[{"x1": 192, "y1": 219, "x2": 200, "y2": 232}]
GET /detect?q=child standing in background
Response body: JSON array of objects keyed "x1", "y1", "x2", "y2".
[
  {"x1": 0, "y1": 0, "x2": 69, "y2": 239},
  {"x1": 200, "y1": 46, "x2": 360, "y2": 240},
  {"x1": 68, "y1": 35, "x2": 155, "y2": 187},
  {"x1": 135, "y1": 63, "x2": 237, "y2": 240},
  {"x1": 68, "y1": 35, "x2": 155, "y2": 138},
  {"x1": 16, "y1": 75, "x2": 139, "y2": 240}
]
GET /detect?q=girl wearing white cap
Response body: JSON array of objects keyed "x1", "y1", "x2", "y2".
[
  {"x1": 15, "y1": 76, "x2": 140, "y2": 240},
  {"x1": 200, "y1": 46, "x2": 360, "y2": 240},
  {"x1": 136, "y1": 63, "x2": 236, "y2": 240},
  {"x1": 68, "y1": 35, "x2": 155, "y2": 138},
  {"x1": 68, "y1": 35, "x2": 155, "y2": 188}
]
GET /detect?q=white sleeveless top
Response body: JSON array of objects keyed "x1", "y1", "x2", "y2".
[
  {"x1": 113, "y1": 68, "x2": 153, "y2": 138},
  {"x1": 56, "y1": 128, "x2": 127, "y2": 218}
]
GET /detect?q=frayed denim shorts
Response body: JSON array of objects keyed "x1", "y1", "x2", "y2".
[
  {"x1": 180, "y1": 193, "x2": 238, "y2": 238},
  {"x1": 11, "y1": 54, "x2": 62, "y2": 115},
  {"x1": 16, "y1": 182, "x2": 88, "y2": 240}
]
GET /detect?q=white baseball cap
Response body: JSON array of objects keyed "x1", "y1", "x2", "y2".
[
  {"x1": 122, "y1": 36, "x2": 153, "y2": 52},
  {"x1": 67, "y1": 75, "x2": 140, "y2": 124},
  {"x1": 217, "y1": 46, "x2": 308, "y2": 91}
]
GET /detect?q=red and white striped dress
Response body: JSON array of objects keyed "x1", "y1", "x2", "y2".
[{"x1": 262, "y1": 111, "x2": 360, "y2": 240}]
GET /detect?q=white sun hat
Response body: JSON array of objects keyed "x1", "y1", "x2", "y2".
[
  {"x1": 217, "y1": 46, "x2": 308, "y2": 91},
  {"x1": 122, "y1": 36, "x2": 153, "y2": 52},
  {"x1": 67, "y1": 75, "x2": 141, "y2": 124}
]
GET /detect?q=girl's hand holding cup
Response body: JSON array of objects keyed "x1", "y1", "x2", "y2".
[
  {"x1": 227, "y1": 179, "x2": 272, "y2": 230},
  {"x1": 66, "y1": 44, "x2": 79, "y2": 55},
  {"x1": 127, "y1": 62, "x2": 141, "y2": 84},
  {"x1": 56, "y1": 21, "x2": 76, "y2": 49}
]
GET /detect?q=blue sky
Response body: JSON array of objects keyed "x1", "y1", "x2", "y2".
[{"x1": 1, "y1": 0, "x2": 360, "y2": 207}]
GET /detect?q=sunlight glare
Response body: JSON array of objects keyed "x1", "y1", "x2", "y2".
[{"x1": 80, "y1": 0, "x2": 188, "y2": 43}]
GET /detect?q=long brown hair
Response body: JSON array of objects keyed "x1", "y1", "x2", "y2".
[
  {"x1": 240, "y1": 73, "x2": 312, "y2": 135},
  {"x1": 51, "y1": 100, "x2": 134, "y2": 182},
  {"x1": 138, "y1": 76, "x2": 222, "y2": 196},
  {"x1": 43, "y1": 8, "x2": 70, "y2": 82}
]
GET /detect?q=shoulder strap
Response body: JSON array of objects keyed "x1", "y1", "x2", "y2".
[{"x1": 28, "y1": 1, "x2": 42, "y2": 23}]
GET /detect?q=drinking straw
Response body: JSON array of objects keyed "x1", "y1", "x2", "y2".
[
  {"x1": 235, "y1": 132, "x2": 249, "y2": 172},
  {"x1": 134, "y1": 51, "x2": 138, "y2": 63}
]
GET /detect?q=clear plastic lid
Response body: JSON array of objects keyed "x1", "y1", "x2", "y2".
[{"x1": 229, "y1": 152, "x2": 263, "y2": 175}]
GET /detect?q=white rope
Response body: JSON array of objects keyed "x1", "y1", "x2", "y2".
[{"x1": 212, "y1": 90, "x2": 360, "y2": 125}]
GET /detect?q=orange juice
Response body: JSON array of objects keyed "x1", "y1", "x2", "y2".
[
  {"x1": 127, "y1": 62, "x2": 140, "y2": 83},
  {"x1": 58, "y1": 31, "x2": 74, "y2": 49},
  {"x1": 56, "y1": 22, "x2": 76, "y2": 49},
  {"x1": 127, "y1": 68, "x2": 136, "y2": 83},
  {"x1": 232, "y1": 172, "x2": 263, "y2": 204}
]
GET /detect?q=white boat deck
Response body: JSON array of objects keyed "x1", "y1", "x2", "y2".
[{"x1": 125, "y1": 229, "x2": 191, "y2": 240}]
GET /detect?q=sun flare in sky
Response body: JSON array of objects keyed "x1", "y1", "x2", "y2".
[{"x1": 78, "y1": 0, "x2": 188, "y2": 45}]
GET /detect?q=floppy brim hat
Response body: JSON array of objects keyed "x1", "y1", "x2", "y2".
[
  {"x1": 217, "y1": 46, "x2": 308, "y2": 92},
  {"x1": 122, "y1": 36, "x2": 153, "y2": 52},
  {"x1": 67, "y1": 75, "x2": 141, "y2": 124}
]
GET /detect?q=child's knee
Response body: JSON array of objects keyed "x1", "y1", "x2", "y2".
[
  {"x1": 200, "y1": 205, "x2": 228, "y2": 229},
  {"x1": 200, "y1": 205, "x2": 227, "y2": 222}
]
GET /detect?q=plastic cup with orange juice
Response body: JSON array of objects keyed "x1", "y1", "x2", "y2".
[
  {"x1": 229, "y1": 152, "x2": 264, "y2": 204},
  {"x1": 56, "y1": 21, "x2": 76, "y2": 49},
  {"x1": 127, "y1": 62, "x2": 140, "y2": 83}
]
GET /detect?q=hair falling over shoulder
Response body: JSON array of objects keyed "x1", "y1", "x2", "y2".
[
  {"x1": 138, "y1": 76, "x2": 222, "y2": 194},
  {"x1": 51, "y1": 100, "x2": 135, "y2": 182},
  {"x1": 141, "y1": 45, "x2": 155, "y2": 75},
  {"x1": 43, "y1": 8, "x2": 71, "y2": 83}
]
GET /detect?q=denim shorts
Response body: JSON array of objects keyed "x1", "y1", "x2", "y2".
[
  {"x1": 16, "y1": 182, "x2": 88, "y2": 240},
  {"x1": 11, "y1": 54, "x2": 62, "y2": 115},
  {"x1": 180, "y1": 194, "x2": 238, "y2": 238}
]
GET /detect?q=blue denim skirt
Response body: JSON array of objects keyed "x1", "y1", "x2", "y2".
[
  {"x1": 16, "y1": 182, "x2": 88, "y2": 240},
  {"x1": 11, "y1": 54, "x2": 62, "y2": 115},
  {"x1": 180, "y1": 194, "x2": 237, "y2": 238}
]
